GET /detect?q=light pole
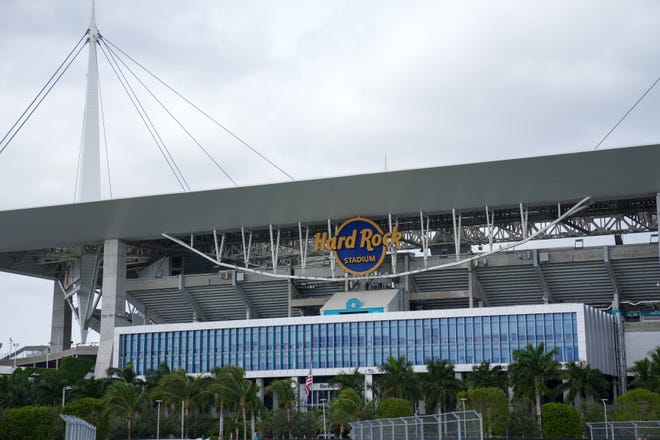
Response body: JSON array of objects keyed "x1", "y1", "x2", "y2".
[
  {"x1": 9, "y1": 338, "x2": 18, "y2": 368},
  {"x1": 156, "y1": 399, "x2": 162, "y2": 440},
  {"x1": 181, "y1": 400, "x2": 185, "y2": 440},
  {"x1": 601, "y1": 399, "x2": 608, "y2": 439},
  {"x1": 460, "y1": 397, "x2": 468, "y2": 440},
  {"x1": 320, "y1": 398, "x2": 327, "y2": 437},
  {"x1": 62, "y1": 385, "x2": 72, "y2": 407}
]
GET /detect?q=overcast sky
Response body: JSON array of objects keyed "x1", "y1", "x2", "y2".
[{"x1": 1, "y1": 0, "x2": 659, "y2": 351}]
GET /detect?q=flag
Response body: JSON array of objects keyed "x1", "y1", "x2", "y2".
[{"x1": 304, "y1": 367, "x2": 313, "y2": 403}]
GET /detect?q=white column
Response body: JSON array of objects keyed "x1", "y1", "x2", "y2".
[
  {"x1": 94, "y1": 239, "x2": 128, "y2": 377},
  {"x1": 49, "y1": 281, "x2": 72, "y2": 352}
]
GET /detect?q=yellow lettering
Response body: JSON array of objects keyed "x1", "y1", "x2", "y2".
[
  {"x1": 326, "y1": 236, "x2": 337, "y2": 251},
  {"x1": 360, "y1": 229, "x2": 374, "y2": 251},
  {"x1": 345, "y1": 230, "x2": 357, "y2": 249},
  {"x1": 313, "y1": 232, "x2": 326, "y2": 251},
  {"x1": 389, "y1": 226, "x2": 403, "y2": 248}
]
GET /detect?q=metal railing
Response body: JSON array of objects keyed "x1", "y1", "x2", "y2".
[
  {"x1": 350, "y1": 411, "x2": 483, "y2": 440},
  {"x1": 61, "y1": 414, "x2": 96, "y2": 440},
  {"x1": 587, "y1": 421, "x2": 660, "y2": 440}
]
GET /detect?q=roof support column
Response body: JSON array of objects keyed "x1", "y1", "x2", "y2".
[
  {"x1": 467, "y1": 262, "x2": 474, "y2": 308},
  {"x1": 468, "y1": 261, "x2": 489, "y2": 307},
  {"x1": 95, "y1": 239, "x2": 128, "y2": 378},
  {"x1": 178, "y1": 275, "x2": 206, "y2": 322},
  {"x1": 49, "y1": 281, "x2": 72, "y2": 353},
  {"x1": 232, "y1": 273, "x2": 259, "y2": 319},
  {"x1": 452, "y1": 209, "x2": 462, "y2": 261},
  {"x1": 533, "y1": 250, "x2": 552, "y2": 304},
  {"x1": 604, "y1": 245, "x2": 627, "y2": 395}
]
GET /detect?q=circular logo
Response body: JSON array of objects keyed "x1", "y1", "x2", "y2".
[{"x1": 334, "y1": 217, "x2": 387, "y2": 275}]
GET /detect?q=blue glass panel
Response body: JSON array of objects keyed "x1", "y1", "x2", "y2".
[
  {"x1": 407, "y1": 321, "x2": 416, "y2": 363},
  {"x1": 430, "y1": 319, "x2": 439, "y2": 361},
  {"x1": 465, "y1": 317, "x2": 474, "y2": 364},
  {"x1": 448, "y1": 318, "x2": 457, "y2": 363},
  {"x1": 440, "y1": 319, "x2": 448, "y2": 360},
  {"x1": 526, "y1": 315, "x2": 535, "y2": 343},
  {"x1": 457, "y1": 318, "x2": 465, "y2": 364}
]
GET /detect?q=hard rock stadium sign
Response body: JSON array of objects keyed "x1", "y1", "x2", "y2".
[
  {"x1": 161, "y1": 196, "x2": 591, "y2": 282},
  {"x1": 313, "y1": 217, "x2": 403, "y2": 275}
]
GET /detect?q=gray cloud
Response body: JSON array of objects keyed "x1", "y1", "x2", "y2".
[{"x1": 1, "y1": 0, "x2": 659, "y2": 345}]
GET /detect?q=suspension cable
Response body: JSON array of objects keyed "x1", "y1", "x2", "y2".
[
  {"x1": 594, "y1": 76, "x2": 660, "y2": 150},
  {"x1": 98, "y1": 41, "x2": 190, "y2": 191},
  {"x1": 98, "y1": 66, "x2": 113, "y2": 198},
  {"x1": 100, "y1": 38, "x2": 237, "y2": 186},
  {"x1": 102, "y1": 37, "x2": 295, "y2": 181},
  {"x1": 73, "y1": 100, "x2": 88, "y2": 202},
  {"x1": 0, "y1": 33, "x2": 88, "y2": 157},
  {"x1": 101, "y1": 41, "x2": 190, "y2": 191}
]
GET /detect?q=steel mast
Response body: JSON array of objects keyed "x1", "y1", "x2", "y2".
[{"x1": 76, "y1": 1, "x2": 101, "y2": 203}]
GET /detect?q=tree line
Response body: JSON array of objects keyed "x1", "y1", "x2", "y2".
[{"x1": 1, "y1": 343, "x2": 660, "y2": 439}]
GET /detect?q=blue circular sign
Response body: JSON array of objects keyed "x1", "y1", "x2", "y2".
[{"x1": 334, "y1": 217, "x2": 387, "y2": 275}]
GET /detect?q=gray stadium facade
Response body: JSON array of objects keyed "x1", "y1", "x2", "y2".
[{"x1": 0, "y1": 143, "x2": 659, "y2": 399}]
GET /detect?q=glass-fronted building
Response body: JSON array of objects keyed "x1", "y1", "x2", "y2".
[{"x1": 115, "y1": 303, "x2": 616, "y2": 379}]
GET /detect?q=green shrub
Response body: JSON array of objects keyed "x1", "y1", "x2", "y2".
[
  {"x1": 376, "y1": 398, "x2": 413, "y2": 418},
  {"x1": 541, "y1": 402, "x2": 581, "y2": 438},
  {"x1": 614, "y1": 388, "x2": 660, "y2": 420},
  {"x1": 459, "y1": 387, "x2": 509, "y2": 436},
  {"x1": 0, "y1": 406, "x2": 63, "y2": 440}
]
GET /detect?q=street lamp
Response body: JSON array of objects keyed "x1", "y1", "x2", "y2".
[
  {"x1": 62, "y1": 385, "x2": 72, "y2": 407},
  {"x1": 156, "y1": 400, "x2": 162, "y2": 440},
  {"x1": 460, "y1": 398, "x2": 468, "y2": 440},
  {"x1": 320, "y1": 398, "x2": 327, "y2": 438},
  {"x1": 601, "y1": 399, "x2": 608, "y2": 439},
  {"x1": 9, "y1": 338, "x2": 18, "y2": 368}
]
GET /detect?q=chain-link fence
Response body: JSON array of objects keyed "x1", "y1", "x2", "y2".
[
  {"x1": 60, "y1": 414, "x2": 96, "y2": 440},
  {"x1": 350, "y1": 411, "x2": 483, "y2": 440},
  {"x1": 587, "y1": 421, "x2": 660, "y2": 440}
]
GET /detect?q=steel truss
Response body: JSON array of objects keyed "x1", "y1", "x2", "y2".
[
  {"x1": 162, "y1": 197, "x2": 593, "y2": 281},
  {"x1": 160, "y1": 196, "x2": 656, "y2": 271}
]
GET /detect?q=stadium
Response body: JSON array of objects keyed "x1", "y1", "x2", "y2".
[
  {"x1": 0, "y1": 6, "x2": 659, "y2": 408},
  {"x1": 1, "y1": 142, "x2": 659, "y2": 404}
]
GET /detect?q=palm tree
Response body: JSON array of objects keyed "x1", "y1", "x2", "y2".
[
  {"x1": 152, "y1": 369, "x2": 213, "y2": 438},
  {"x1": 106, "y1": 362, "x2": 142, "y2": 385},
  {"x1": 628, "y1": 358, "x2": 657, "y2": 391},
  {"x1": 646, "y1": 346, "x2": 660, "y2": 392},
  {"x1": 562, "y1": 361, "x2": 608, "y2": 411},
  {"x1": 423, "y1": 359, "x2": 464, "y2": 413},
  {"x1": 509, "y1": 343, "x2": 561, "y2": 426},
  {"x1": 466, "y1": 362, "x2": 507, "y2": 391},
  {"x1": 378, "y1": 356, "x2": 419, "y2": 402},
  {"x1": 212, "y1": 365, "x2": 241, "y2": 440},
  {"x1": 330, "y1": 386, "x2": 371, "y2": 433},
  {"x1": 104, "y1": 380, "x2": 145, "y2": 440},
  {"x1": 236, "y1": 378, "x2": 259, "y2": 440},
  {"x1": 329, "y1": 368, "x2": 364, "y2": 394},
  {"x1": 266, "y1": 378, "x2": 296, "y2": 440}
]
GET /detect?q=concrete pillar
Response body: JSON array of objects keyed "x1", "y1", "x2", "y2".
[
  {"x1": 364, "y1": 373, "x2": 374, "y2": 401},
  {"x1": 256, "y1": 378, "x2": 264, "y2": 403},
  {"x1": 76, "y1": 253, "x2": 100, "y2": 343},
  {"x1": 94, "y1": 239, "x2": 128, "y2": 377},
  {"x1": 467, "y1": 261, "x2": 474, "y2": 308},
  {"x1": 49, "y1": 281, "x2": 72, "y2": 352}
]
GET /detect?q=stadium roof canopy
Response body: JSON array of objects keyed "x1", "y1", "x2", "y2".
[{"x1": 0, "y1": 144, "x2": 659, "y2": 253}]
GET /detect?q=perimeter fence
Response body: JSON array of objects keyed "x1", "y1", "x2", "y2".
[
  {"x1": 587, "y1": 421, "x2": 660, "y2": 440},
  {"x1": 61, "y1": 414, "x2": 96, "y2": 440},
  {"x1": 350, "y1": 410, "x2": 483, "y2": 440}
]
